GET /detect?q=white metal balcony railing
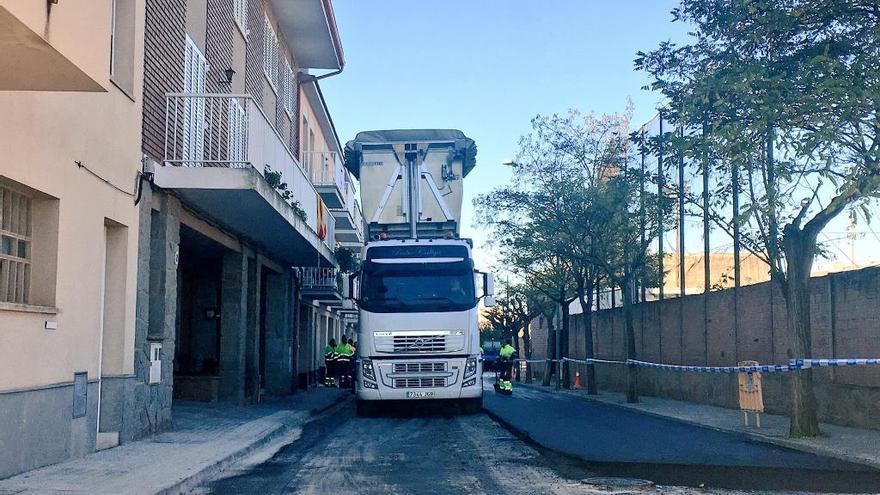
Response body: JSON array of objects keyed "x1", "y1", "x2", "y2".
[
  {"x1": 300, "y1": 266, "x2": 339, "y2": 290},
  {"x1": 303, "y1": 150, "x2": 346, "y2": 192},
  {"x1": 163, "y1": 93, "x2": 334, "y2": 249}
]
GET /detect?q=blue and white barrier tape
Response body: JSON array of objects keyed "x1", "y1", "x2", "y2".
[
  {"x1": 791, "y1": 358, "x2": 880, "y2": 369},
  {"x1": 628, "y1": 360, "x2": 794, "y2": 373},
  {"x1": 557, "y1": 357, "x2": 880, "y2": 373},
  {"x1": 563, "y1": 357, "x2": 629, "y2": 366}
]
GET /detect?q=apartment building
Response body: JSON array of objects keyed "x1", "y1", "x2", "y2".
[
  {"x1": 297, "y1": 77, "x2": 364, "y2": 385},
  {"x1": 0, "y1": 0, "x2": 146, "y2": 477},
  {"x1": 138, "y1": 0, "x2": 356, "y2": 415}
]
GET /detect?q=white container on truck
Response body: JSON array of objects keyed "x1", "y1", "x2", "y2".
[{"x1": 343, "y1": 129, "x2": 494, "y2": 415}]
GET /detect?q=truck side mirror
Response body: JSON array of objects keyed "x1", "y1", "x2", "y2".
[
  {"x1": 484, "y1": 295, "x2": 496, "y2": 308},
  {"x1": 484, "y1": 272, "x2": 495, "y2": 298},
  {"x1": 346, "y1": 273, "x2": 360, "y2": 302}
]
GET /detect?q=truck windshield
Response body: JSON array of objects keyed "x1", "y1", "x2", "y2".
[{"x1": 359, "y1": 261, "x2": 476, "y2": 313}]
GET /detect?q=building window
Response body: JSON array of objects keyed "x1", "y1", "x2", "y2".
[
  {"x1": 0, "y1": 185, "x2": 32, "y2": 304},
  {"x1": 263, "y1": 14, "x2": 278, "y2": 90},
  {"x1": 109, "y1": 0, "x2": 136, "y2": 96},
  {"x1": 182, "y1": 35, "x2": 207, "y2": 164},
  {"x1": 233, "y1": 0, "x2": 248, "y2": 35}
]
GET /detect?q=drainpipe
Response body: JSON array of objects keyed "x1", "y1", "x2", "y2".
[{"x1": 298, "y1": 66, "x2": 343, "y2": 84}]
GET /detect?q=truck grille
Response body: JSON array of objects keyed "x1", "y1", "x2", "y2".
[
  {"x1": 393, "y1": 334, "x2": 447, "y2": 352},
  {"x1": 374, "y1": 331, "x2": 465, "y2": 354},
  {"x1": 393, "y1": 362, "x2": 446, "y2": 373},
  {"x1": 394, "y1": 377, "x2": 446, "y2": 388}
]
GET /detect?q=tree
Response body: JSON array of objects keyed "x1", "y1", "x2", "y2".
[
  {"x1": 514, "y1": 110, "x2": 636, "y2": 394},
  {"x1": 587, "y1": 160, "x2": 667, "y2": 403},
  {"x1": 636, "y1": 0, "x2": 880, "y2": 435},
  {"x1": 482, "y1": 280, "x2": 538, "y2": 381},
  {"x1": 474, "y1": 163, "x2": 578, "y2": 388},
  {"x1": 335, "y1": 246, "x2": 360, "y2": 274}
]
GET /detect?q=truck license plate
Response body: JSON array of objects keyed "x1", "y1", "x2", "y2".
[{"x1": 406, "y1": 391, "x2": 435, "y2": 399}]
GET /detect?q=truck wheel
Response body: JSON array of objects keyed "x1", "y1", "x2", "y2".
[
  {"x1": 460, "y1": 397, "x2": 483, "y2": 415},
  {"x1": 356, "y1": 400, "x2": 377, "y2": 417}
]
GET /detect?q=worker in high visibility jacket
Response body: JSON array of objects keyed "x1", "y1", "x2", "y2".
[
  {"x1": 498, "y1": 340, "x2": 517, "y2": 392},
  {"x1": 324, "y1": 339, "x2": 337, "y2": 387},
  {"x1": 335, "y1": 338, "x2": 354, "y2": 388}
]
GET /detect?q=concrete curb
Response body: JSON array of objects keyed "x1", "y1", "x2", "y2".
[
  {"x1": 515, "y1": 382, "x2": 880, "y2": 472},
  {"x1": 156, "y1": 392, "x2": 350, "y2": 495},
  {"x1": 310, "y1": 390, "x2": 352, "y2": 416}
]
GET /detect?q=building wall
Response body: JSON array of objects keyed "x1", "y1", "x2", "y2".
[
  {"x1": 142, "y1": 0, "x2": 301, "y2": 164},
  {"x1": 0, "y1": 0, "x2": 145, "y2": 478},
  {"x1": 536, "y1": 266, "x2": 880, "y2": 430}
]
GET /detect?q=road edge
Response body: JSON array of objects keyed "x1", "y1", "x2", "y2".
[{"x1": 156, "y1": 392, "x2": 352, "y2": 495}]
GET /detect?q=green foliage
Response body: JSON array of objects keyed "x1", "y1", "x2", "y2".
[
  {"x1": 264, "y1": 165, "x2": 308, "y2": 222},
  {"x1": 636, "y1": 0, "x2": 880, "y2": 285},
  {"x1": 290, "y1": 201, "x2": 307, "y2": 223},
  {"x1": 636, "y1": 0, "x2": 880, "y2": 435},
  {"x1": 335, "y1": 246, "x2": 360, "y2": 274}
]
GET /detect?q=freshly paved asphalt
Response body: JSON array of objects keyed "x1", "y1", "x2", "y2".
[
  {"x1": 198, "y1": 379, "x2": 880, "y2": 494},
  {"x1": 483, "y1": 381, "x2": 861, "y2": 469}
]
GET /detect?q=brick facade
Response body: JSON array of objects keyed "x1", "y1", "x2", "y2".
[
  {"x1": 142, "y1": 0, "x2": 301, "y2": 164},
  {"x1": 142, "y1": 0, "x2": 186, "y2": 162}
]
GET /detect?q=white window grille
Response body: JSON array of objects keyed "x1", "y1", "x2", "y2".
[
  {"x1": 283, "y1": 61, "x2": 294, "y2": 115},
  {"x1": 182, "y1": 35, "x2": 206, "y2": 164},
  {"x1": 263, "y1": 14, "x2": 278, "y2": 90},
  {"x1": 227, "y1": 100, "x2": 247, "y2": 165},
  {"x1": 233, "y1": 0, "x2": 247, "y2": 34},
  {"x1": 0, "y1": 185, "x2": 32, "y2": 304}
]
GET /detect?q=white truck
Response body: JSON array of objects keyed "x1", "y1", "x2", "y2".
[{"x1": 343, "y1": 129, "x2": 495, "y2": 415}]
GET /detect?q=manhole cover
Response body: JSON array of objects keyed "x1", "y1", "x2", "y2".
[{"x1": 582, "y1": 477, "x2": 654, "y2": 487}]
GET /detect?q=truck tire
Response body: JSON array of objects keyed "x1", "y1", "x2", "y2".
[
  {"x1": 356, "y1": 400, "x2": 378, "y2": 417},
  {"x1": 460, "y1": 397, "x2": 483, "y2": 415}
]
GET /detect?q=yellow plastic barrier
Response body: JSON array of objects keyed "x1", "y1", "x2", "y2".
[{"x1": 738, "y1": 360, "x2": 764, "y2": 427}]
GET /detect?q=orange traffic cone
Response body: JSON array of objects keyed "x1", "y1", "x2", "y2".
[{"x1": 574, "y1": 370, "x2": 582, "y2": 389}]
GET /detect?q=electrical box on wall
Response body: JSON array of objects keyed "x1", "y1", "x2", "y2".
[{"x1": 148, "y1": 343, "x2": 162, "y2": 384}]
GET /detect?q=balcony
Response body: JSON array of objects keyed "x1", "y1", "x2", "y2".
[
  {"x1": 0, "y1": 4, "x2": 104, "y2": 91},
  {"x1": 334, "y1": 185, "x2": 364, "y2": 249},
  {"x1": 299, "y1": 266, "x2": 344, "y2": 306},
  {"x1": 305, "y1": 151, "x2": 346, "y2": 209},
  {"x1": 156, "y1": 93, "x2": 335, "y2": 265}
]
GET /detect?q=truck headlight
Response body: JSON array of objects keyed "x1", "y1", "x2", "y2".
[
  {"x1": 464, "y1": 357, "x2": 478, "y2": 378},
  {"x1": 362, "y1": 359, "x2": 376, "y2": 381}
]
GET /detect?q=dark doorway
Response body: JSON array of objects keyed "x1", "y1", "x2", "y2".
[{"x1": 174, "y1": 225, "x2": 226, "y2": 402}]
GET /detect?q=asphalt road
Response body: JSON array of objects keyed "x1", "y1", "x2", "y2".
[
  {"x1": 484, "y1": 379, "x2": 880, "y2": 492},
  {"x1": 198, "y1": 379, "x2": 880, "y2": 494},
  {"x1": 201, "y1": 399, "x2": 621, "y2": 495}
]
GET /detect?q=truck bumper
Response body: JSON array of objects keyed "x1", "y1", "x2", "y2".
[{"x1": 356, "y1": 356, "x2": 482, "y2": 401}]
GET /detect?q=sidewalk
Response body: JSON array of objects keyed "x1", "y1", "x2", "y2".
[
  {"x1": 0, "y1": 388, "x2": 348, "y2": 495},
  {"x1": 519, "y1": 381, "x2": 880, "y2": 471}
]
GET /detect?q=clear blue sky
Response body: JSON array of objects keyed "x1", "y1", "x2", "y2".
[{"x1": 319, "y1": 1, "x2": 686, "y2": 270}]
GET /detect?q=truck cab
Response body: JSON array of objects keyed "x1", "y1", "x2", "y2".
[{"x1": 354, "y1": 239, "x2": 488, "y2": 414}]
